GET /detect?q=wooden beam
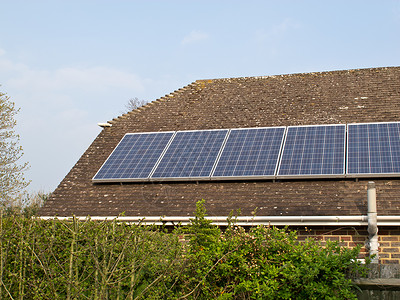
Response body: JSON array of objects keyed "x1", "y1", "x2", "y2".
[{"x1": 353, "y1": 278, "x2": 400, "y2": 290}]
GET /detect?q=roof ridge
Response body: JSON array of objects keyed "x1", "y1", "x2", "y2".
[{"x1": 195, "y1": 66, "x2": 400, "y2": 83}]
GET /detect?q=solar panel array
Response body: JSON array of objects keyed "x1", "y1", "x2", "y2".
[{"x1": 93, "y1": 122, "x2": 400, "y2": 183}]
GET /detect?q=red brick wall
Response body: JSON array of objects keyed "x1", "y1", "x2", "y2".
[
  {"x1": 295, "y1": 226, "x2": 368, "y2": 260},
  {"x1": 295, "y1": 226, "x2": 400, "y2": 264},
  {"x1": 377, "y1": 228, "x2": 400, "y2": 264}
]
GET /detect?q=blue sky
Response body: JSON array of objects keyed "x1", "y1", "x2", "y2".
[{"x1": 0, "y1": 0, "x2": 399, "y2": 193}]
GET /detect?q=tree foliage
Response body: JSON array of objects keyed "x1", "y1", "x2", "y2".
[
  {"x1": 3, "y1": 191, "x2": 50, "y2": 217},
  {"x1": 0, "y1": 89, "x2": 29, "y2": 206}
]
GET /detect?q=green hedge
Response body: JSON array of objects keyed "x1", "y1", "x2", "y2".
[
  {"x1": 0, "y1": 201, "x2": 367, "y2": 299},
  {"x1": 0, "y1": 215, "x2": 183, "y2": 299}
]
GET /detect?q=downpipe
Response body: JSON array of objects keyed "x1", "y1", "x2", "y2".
[{"x1": 367, "y1": 181, "x2": 379, "y2": 263}]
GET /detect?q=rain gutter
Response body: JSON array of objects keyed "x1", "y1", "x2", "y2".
[{"x1": 38, "y1": 215, "x2": 400, "y2": 227}]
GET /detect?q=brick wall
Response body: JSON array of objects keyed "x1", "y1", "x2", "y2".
[
  {"x1": 296, "y1": 226, "x2": 400, "y2": 264},
  {"x1": 378, "y1": 228, "x2": 400, "y2": 264},
  {"x1": 295, "y1": 226, "x2": 368, "y2": 260}
]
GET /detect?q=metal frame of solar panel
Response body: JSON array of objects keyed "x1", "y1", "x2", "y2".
[
  {"x1": 277, "y1": 124, "x2": 346, "y2": 179},
  {"x1": 150, "y1": 129, "x2": 229, "y2": 181},
  {"x1": 92, "y1": 131, "x2": 175, "y2": 183},
  {"x1": 211, "y1": 127, "x2": 286, "y2": 180},
  {"x1": 347, "y1": 122, "x2": 400, "y2": 178}
]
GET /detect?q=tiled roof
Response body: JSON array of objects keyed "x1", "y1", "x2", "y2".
[{"x1": 39, "y1": 66, "x2": 400, "y2": 217}]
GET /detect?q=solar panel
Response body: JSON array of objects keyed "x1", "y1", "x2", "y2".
[
  {"x1": 92, "y1": 132, "x2": 175, "y2": 182},
  {"x1": 347, "y1": 122, "x2": 400, "y2": 176},
  {"x1": 150, "y1": 129, "x2": 228, "y2": 180},
  {"x1": 277, "y1": 124, "x2": 346, "y2": 178},
  {"x1": 211, "y1": 127, "x2": 285, "y2": 179}
]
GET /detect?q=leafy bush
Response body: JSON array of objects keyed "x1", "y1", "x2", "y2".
[
  {"x1": 177, "y1": 200, "x2": 368, "y2": 299},
  {"x1": 0, "y1": 200, "x2": 367, "y2": 299}
]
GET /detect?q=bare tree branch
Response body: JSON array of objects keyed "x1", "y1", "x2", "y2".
[{"x1": 123, "y1": 97, "x2": 148, "y2": 113}]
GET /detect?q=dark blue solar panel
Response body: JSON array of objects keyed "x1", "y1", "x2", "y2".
[
  {"x1": 212, "y1": 127, "x2": 285, "y2": 178},
  {"x1": 151, "y1": 129, "x2": 228, "y2": 179},
  {"x1": 93, "y1": 132, "x2": 174, "y2": 181},
  {"x1": 347, "y1": 122, "x2": 400, "y2": 175},
  {"x1": 278, "y1": 125, "x2": 345, "y2": 176}
]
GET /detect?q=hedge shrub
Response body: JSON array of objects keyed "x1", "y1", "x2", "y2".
[{"x1": 0, "y1": 201, "x2": 367, "y2": 299}]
